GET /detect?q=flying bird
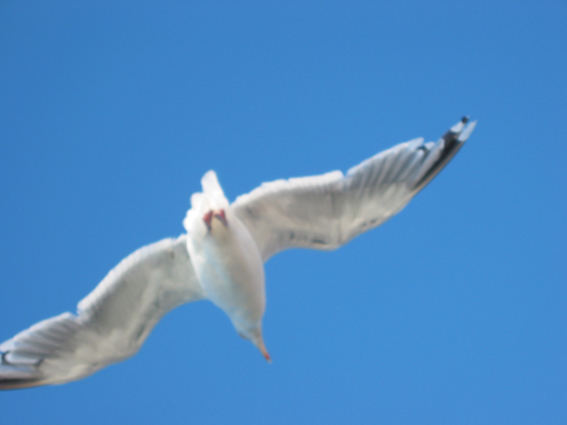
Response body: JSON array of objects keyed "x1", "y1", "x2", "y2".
[{"x1": 0, "y1": 117, "x2": 476, "y2": 389}]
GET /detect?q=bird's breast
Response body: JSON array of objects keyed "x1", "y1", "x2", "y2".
[{"x1": 185, "y1": 214, "x2": 266, "y2": 325}]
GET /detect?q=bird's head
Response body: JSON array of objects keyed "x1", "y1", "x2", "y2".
[{"x1": 236, "y1": 322, "x2": 271, "y2": 363}]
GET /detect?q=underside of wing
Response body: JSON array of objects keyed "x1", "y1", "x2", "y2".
[
  {"x1": 0, "y1": 235, "x2": 202, "y2": 389},
  {"x1": 231, "y1": 117, "x2": 476, "y2": 261}
]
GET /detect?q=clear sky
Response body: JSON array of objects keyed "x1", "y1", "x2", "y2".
[{"x1": 0, "y1": 1, "x2": 565, "y2": 424}]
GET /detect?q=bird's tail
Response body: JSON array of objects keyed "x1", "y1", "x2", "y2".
[{"x1": 190, "y1": 170, "x2": 229, "y2": 212}]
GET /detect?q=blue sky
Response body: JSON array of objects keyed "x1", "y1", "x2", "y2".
[{"x1": 0, "y1": 1, "x2": 565, "y2": 424}]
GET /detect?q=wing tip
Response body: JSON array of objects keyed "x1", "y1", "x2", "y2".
[
  {"x1": 458, "y1": 119, "x2": 477, "y2": 143},
  {"x1": 413, "y1": 116, "x2": 476, "y2": 190},
  {"x1": 0, "y1": 377, "x2": 47, "y2": 390},
  {"x1": 0, "y1": 366, "x2": 47, "y2": 390},
  {"x1": 0, "y1": 351, "x2": 44, "y2": 390}
]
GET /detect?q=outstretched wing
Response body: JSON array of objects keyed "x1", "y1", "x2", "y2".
[
  {"x1": 231, "y1": 118, "x2": 476, "y2": 261},
  {"x1": 0, "y1": 235, "x2": 203, "y2": 389}
]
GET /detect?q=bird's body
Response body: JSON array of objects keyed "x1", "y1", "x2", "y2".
[
  {"x1": 184, "y1": 180, "x2": 268, "y2": 355},
  {"x1": 187, "y1": 209, "x2": 266, "y2": 331},
  {"x1": 0, "y1": 117, "x2": 476, "y2": 389}
]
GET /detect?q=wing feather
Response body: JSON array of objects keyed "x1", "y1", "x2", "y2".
[
  {"x1": 0, "y1": 235, "x2": 202, "y2": 389},
  {"x1": 231, "y1": 118, "x2": 476, "y2": 261}
]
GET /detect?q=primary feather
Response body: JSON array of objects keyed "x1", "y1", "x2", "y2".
[
  {"x1": 0, "y1": 236, "x2": 202, "y2": 389},
  {"x1": 232, "y1": 117, "x2": 475, "y2": 260}
]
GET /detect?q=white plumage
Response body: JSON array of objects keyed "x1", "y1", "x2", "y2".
[{"x1": 0, "y1": 117, "x2": 475, "y2": 389}]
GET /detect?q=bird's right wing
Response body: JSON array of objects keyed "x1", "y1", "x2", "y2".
[
  {"x1": 0, "y1": 235, "x2": 203, "y2": 389},
  {"x1": 232, "y1": 118, "x2": 476, "y2": 261}
]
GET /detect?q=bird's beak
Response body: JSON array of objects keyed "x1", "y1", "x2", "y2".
[{"x1": 254, "y1": 335, "x2": 271, "y2": 363}]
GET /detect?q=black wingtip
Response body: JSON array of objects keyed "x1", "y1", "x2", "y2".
[
  {"x1": 0, "y1": 378, "x2": 44, "y2": 390},
  {"x1": 412, "y1": 116, "x2": 475, "y2": 191},
  {"x1": 0, "y1": 352, "x2": 46, "y2": 390}
]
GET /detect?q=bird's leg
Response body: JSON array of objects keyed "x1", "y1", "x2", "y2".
[
  {"x1": 214, "y1": 209, "x2": 228, "y2": 227},
  {"x1": 202, "y1": 209, "x2": 227, "y2": 231},
  {"x1": 202, "y1": 210, "x2": 213, "y2": 231}
]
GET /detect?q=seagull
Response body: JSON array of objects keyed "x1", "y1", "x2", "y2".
[{"x1": 0, "y1": 117, "x2": 476, "y2": 389}]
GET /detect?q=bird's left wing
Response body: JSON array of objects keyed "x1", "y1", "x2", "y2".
[
  {"x1": 231, "y1": 118, "x2": 476, "y2": 261},
  {"x1": 0, "y1": 235, "x2": 203, "y2": 389}
]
